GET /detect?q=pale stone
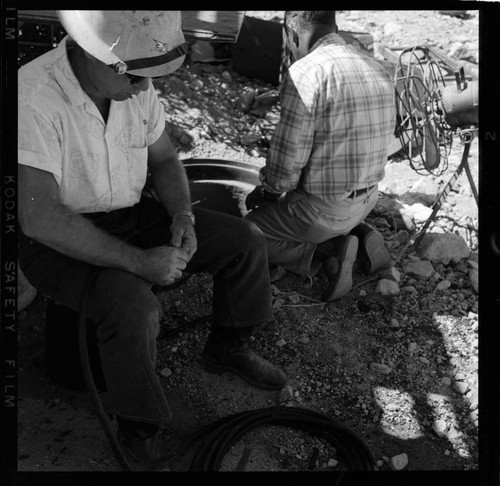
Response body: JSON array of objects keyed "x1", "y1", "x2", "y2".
[{"x1": 389, "y1": 453, "x2": 408, "y2": 471}]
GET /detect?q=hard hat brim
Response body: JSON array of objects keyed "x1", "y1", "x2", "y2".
[
  {"x1": 57, "y1": 10, "x2": 186, "y2": 77},
  {"x1": 115, "y1": 44, "x2": 187, "y2": 77}
]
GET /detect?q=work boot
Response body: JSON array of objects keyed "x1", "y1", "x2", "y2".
[
  {"x1": 322, "y1": 235, "x2": 358, "y2": 302},
  {"x1": 201, "y1": 327, "x2": 287, "y2": 390},
  {"x1": 116, "y1": 417, "x2": 170, "y2": 471},
  {"x1": 350, "y1": 223, "x2": 391, "y2": 274}
]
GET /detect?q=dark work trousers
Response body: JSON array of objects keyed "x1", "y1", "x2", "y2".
[{"x1": 18, "y1": 196, "x2": 272, "y2": 427}]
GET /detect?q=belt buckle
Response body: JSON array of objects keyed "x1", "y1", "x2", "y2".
[
  {"x1": 349, "y1": 186, "x2": 370, "y2": 199},
  {"x1": 349, "y1": 188, "x2": 361, "y2": 199}
]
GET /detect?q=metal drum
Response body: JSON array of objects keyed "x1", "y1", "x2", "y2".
[{"x1": 182, "y1": 159, "x2": 260, "y2": 217}]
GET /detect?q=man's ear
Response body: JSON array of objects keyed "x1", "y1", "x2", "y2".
[{"x1": 291, "y1": 28, "x2": 300, "y2": 48}]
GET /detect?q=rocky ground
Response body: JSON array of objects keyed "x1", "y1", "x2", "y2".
[{"x1": 14, "y1": 9, "x2": 487, "y2": 477}]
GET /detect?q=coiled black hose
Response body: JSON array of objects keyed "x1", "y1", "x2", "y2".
[{"x1": 182, "y1": 406, "x2": 377, "y2": 472}]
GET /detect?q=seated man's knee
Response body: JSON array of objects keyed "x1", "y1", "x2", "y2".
[
  {"x1": 97, "y1": 279, "x2": 161, "y2": 343},
  {"x1": 238, "y1": 219, "x2": 267, "y2": 248},
  {"x1": 123, "y1": 290, "x2": 161, "y2": 337}
]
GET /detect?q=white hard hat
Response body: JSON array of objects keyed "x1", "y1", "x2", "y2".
[{"x1": 56, "y1": 10, "x2": 186, "y2": 77}]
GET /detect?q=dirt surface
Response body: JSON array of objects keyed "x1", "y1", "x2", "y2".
[{"x1": 13, "y1": 9, "x2": 486, "y2": 478}]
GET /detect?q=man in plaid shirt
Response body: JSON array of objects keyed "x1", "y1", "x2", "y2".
[{"x1": 245, "y1": 11, "x2": 395, "y2": 301}]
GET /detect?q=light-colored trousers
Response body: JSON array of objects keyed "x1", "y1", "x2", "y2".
[{"x1": 244, "y1": 187, "x2": 379, "y2": 276}]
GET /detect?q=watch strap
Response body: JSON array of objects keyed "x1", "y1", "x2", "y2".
[{"x1": 173, "y1": 210, "x2": 195, "y2": 225}]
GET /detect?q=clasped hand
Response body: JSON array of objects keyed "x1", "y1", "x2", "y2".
[{"x1": 137, "y1": 217, "x2": 197, "y2": 286}]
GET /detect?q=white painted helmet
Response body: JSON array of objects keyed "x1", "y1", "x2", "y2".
[{"x1": 56, "y1": 10, "x2": 186, "y2": 77}]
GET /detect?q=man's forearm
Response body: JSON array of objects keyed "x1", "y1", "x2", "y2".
[
  {"x1": 150, "y1": 156, "x2": 193, "y2": 217},
  {"x1": 22, "y1": 204, "x2": 142, "y2": 275}
]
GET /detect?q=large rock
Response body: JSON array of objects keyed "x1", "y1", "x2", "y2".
[
  {"x1": 407, "y1": 178, "x2": 440, "y2": 206},
  {"x1": 417, "y1": 233, "x2": 470, "y2": 264},
  {"x1": 400, "y1": 203, "x2": 433, "y2": 224},
  {"x1": 447, "y1": 41, "x2": 474, "y2": 62},
  {"x1": 379, "y1": 162, "x2": 421, "y2": 197},
  {"x1": 468, "y1": 260, "x2": 478, "y2": 294},
  {"x1": 403, "y1": 260, "x2": 435, "y2": 280},
  {"x1": 389, "y1": 453, "x2": 408, "y2": 471},
  {"x1": 380, "y1": 162, "x2": 439, "y2": 206},
  {"x1": 376, "y1": 279, "x2": 400, "y2": 295}
]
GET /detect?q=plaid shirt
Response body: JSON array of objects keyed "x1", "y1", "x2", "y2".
[{"x1": 261, "y1": 33, "x2": 395, "y2": 202}]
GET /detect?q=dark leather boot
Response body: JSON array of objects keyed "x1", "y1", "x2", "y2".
[
  {"x1": 116, "y1": 417, "x2": 170, "y2": 471},
  {"x1": 201, "y1": 327, "x2": 287, "y2": 390},
  {"x1": 322, "y1": 234, "x2": 358, "y2": 302},
  {"x1": 350, "y1": 223, "x2": 391, "y2": 274}
]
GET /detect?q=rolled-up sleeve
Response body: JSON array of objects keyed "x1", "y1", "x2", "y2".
[
  {"x1": 145, "y1": 83, "x2": 167, "y2": 146},
  {"x1": 18, "y1": 102, "x2": 63, "y2": 184}
]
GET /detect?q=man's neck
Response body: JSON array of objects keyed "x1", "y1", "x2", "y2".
[
  {"x1": 68, "y1": 46, "x2": 109, "y2": 108},
  {"x1": 308, "y1": 26, "x2": 337, "y2": 52}
]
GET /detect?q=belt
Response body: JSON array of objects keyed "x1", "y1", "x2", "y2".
[{"x1": 347, "y1": 185, "x2": 376, "y2": 199}]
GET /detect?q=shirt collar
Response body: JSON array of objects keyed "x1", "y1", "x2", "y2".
[
  {"x1": 53, "y1": 36, "x2": 87, "y2": 107},
  {"x1": 310, "y1": 32, "x2": 347, "y2": 53}
]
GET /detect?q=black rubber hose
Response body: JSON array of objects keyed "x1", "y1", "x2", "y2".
[
  {"x1": 78, "y1": 269, "x2": 133, "y2": 471},
  {"x1": 76, "y1": 218, "x2": 192, "y2": 471},
  {"x1": 77, "y1": 268, "x2": 195, "y2": 470},
  {"x1": 184, "y1": 406, "x2": 377, "y2": 471}
]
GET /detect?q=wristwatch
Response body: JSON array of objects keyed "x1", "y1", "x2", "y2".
[{"x1": 173, "y1": 210, "x2": 195, "y2": 226}]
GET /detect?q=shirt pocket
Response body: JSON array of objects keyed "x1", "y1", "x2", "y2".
[{"x1": 127, "y1": 122, "x2": 148, "y2": 149}]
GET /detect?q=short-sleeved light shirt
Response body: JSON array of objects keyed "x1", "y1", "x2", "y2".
[{"x1": 18, "y1": 36, "x2": 166, "y2": 213}]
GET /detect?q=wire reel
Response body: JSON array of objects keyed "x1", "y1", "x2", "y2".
[{"x1": 394, "y1": 45, "x2": 454, "y2": 176}]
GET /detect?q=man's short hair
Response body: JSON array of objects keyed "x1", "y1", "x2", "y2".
[{"x1": 284, "y1": 11, "x2": 336, "y2": 31}]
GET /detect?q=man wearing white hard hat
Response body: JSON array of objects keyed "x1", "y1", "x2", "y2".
[{"x1": 18, "y1": 11, "x2": 287, "y2": 471}]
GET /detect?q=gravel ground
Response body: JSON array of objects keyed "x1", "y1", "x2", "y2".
[
  {"x1": 15, "y1": 8, "x2": 492, "y2": 477},
  {"x1": 152, "y1": 8, "x2": 482, "y2": 473}
]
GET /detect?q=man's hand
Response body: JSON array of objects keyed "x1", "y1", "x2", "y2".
[
  {"x1": 169, "y1": 215, "x2": 197, "y2": 259},
  {"x1": 136, "y1": 246, "x2": 190, "y2": 286},
  {"x1": 245, "y1": 185, "x2": 281, "y2": 211}
]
